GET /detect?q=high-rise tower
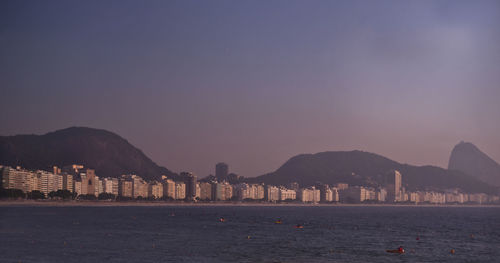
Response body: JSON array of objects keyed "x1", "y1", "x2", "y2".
[{"x1": 215, "y1": 163, "x2": 228, "y2": 181}]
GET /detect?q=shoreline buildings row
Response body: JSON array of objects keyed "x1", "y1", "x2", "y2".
[{"x1": 1, "y1": 164, "x2": 499, "y2": 205}]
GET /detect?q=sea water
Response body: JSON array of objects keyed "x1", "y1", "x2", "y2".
[{"x1": 0, "y1": 205, "x2": 499, "y2": 262}]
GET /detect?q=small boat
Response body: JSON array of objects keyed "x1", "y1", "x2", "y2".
[
  {"x1": 275, "y1": 219, "x2": 283, "y2": 224},
  {"x1": 219, "y1": 217, "x2": 226, "y2": 222},
  {"x1": 295, "y1": 224, "x2": 304, "y2": 229},
  {"x1": 386, "y1": 247, "x2": 404, "y2": 254}
]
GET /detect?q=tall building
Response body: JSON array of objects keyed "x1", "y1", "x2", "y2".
[
  {"x1": 74, "y1": 180, "x2": 82, "y2": 196},
  {"x1": 80, "y1": 169, "x2": 96, "y2": 196},
  {"x1": 198, "y1": 182, "x2": 212, "y2": 201},
  {"x1": 279, "y1": 188, "x2": 296, "y2": 201},
  {"x1": 321, "y1": 185, "x2": 334, "y2": 202},
  {"x1": 215, "y1": 163, "x2": 228, "y2": 180},
  {"x1": 212, "y1": 181, "x2": 232, "y2": 201},
  {"x1": 1, "y1": 166, "x2": 33, "y2": 193},
  {"x1": 385, "y1": 170, "x2": 403, "y2": 202},
  {"x1": 148, "y1": 181, "x2": 163, "y2": 199},
  {"x1": 265, "y1": 185, "x2": 280, "y2": 202},
  {"x1": 95, "y1": 177, "x2": 104, "y2": 196},
  {"x1": 103, "y1": 177, "x2": 119, "y2": 196},
  {"x1": 119, "y1": 175, "x2": 134, "y2": 198},
  {"x1": 331, "y1": 187, "x2": 340, "y2": 202},
  {"x1": 298, "y1": 187, "x2": 320, "y2": 203},
  {"x1": 181, "y1": 172, "x2": 197, "y2": 201},
  {"x1": 162, "y1": 179, "x2": 176, "y2": 199},
  {"x1": 62, "y1": 174, "x2": 73, "y2": 192},
  {"x1": 234, "y1": 183, "x2": 250, "y2": 200},
  {"x1": 175, "y1": 182, "x2": 186, "y2": 200},
  {"x1": 223, "y1": 182, "x2": 233, "y2": 200},
  {"x1": 377, "y1": 188, "x2": 387, "y2": 202},
  {"x1": 195, "y1": 183, "x2": 201, "y2": 199},
  {"x1": 132, "y1": 175, "x2": 148, "y2": 198}
]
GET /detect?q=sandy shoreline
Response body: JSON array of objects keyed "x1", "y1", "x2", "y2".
[{"x1": 0, "y1": 200, "x2": 498, "y2": 208}]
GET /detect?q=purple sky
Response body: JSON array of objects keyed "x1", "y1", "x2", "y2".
[{"x1": 1, "y1": 0, "x2": 499, "y2": 178}]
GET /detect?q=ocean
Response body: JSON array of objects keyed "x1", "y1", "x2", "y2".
[{"x1": 0, "y1": 205, "x2": 499, "y2": 262}]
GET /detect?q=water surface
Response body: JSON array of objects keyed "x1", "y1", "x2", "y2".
[{"x1": 0, "y1": 206, "x2": 499, "y2": 262}]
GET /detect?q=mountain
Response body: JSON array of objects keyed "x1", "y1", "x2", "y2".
[
  {"x1": 0, "y1": 127, "x2": 176, "y2": 181},
  {"x1": 248, "y1": 150, "x2": 497, "y2": 194},
  {"x1": 448, "y1": 142, "x2": 500, "y2": 187}
]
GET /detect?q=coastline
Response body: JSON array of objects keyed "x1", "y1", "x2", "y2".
[{"x1": 0, "y1": 200, "x2": 498, "y2": 208}]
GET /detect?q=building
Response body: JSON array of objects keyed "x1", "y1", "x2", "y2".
[
  {"x1": 234, "y1": 183, "x2": 249, "y2": 200},
  {"x1": 119, "y1": 176, "x2": 133, "y2": 198},
  {"x1": 103, "y1": 177, "x2": 119, "y2": 196},
  {"x1": 279, "y1": 187, "x2": 296, "y2": 201},
  {"x1": 255, "y1": 184, "x2": 265, "y2": 200},
  {"x1": 163, "y1": 179, "x2": 176, "y2": 199},
  {"x1": 1, "y1": 166, "x2": 33, "y2": 193},
  {"x1": 195, "y1": 183, "x2": 201, "y2": 199},
  {"x1": 182, "y1": 172, "x2": 197, "y2": 201},
  {"x1": 39, "y1": 171, "x2": 51, "y2": 194},
  {"x1": 215, "y1": 163, "x2": 228, "y2": 180},
  {"x1": 320, "y1": 185, "x2": 333, "y2": 202},
  {"x1": 234, "y1": 183, "x2": 265, "y2": 200},
  {"x1": 198, "y1": 182, "x2": 212, "y2": 201},
  {"x1": 148, "y1": 181, "x2": 163, "y2": 199},
  {"x1": 79, "y1": 169, "x2": 97, "y2": 196},
  {"x1": 175, "y1": 182, "x2": 186, "y2": 200},
  {"x1": 212, "y1": 181, "x2": 232, "y2": 201},
  {"x1": 95, "y1": 177, "x2": 103, "y2": 196},
  {"x1": 223, "y1": 182, "x2": 233, "y2": 200},
  {"x1": 339, "y1": 186, "x2": 368, "y2": 203},
  {"x1": 298, "y1": 187, "x2": 320, "y2": 203},
  {"x1": 132, "y1": 175, "x2": 148, "y2": 198},
  {"x1": 62, "y1": 173, "x2": 73, "y2": 192},
  {"x1": 265, "y1": 185, "x2": 280, "y2": 202},
  {"x1": 74, "y1": 180, "x2": 82, "y2": 196},
  {"x1": 385, "y1": 170, "x2": 403, "y2": 202}
]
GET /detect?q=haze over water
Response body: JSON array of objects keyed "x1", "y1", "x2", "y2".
[{"x1": 1, "y1": 0, "x2": 500, "y2": 177}]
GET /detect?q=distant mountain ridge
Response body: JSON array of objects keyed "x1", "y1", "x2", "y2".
[
  {"x1": 248, "y1": 150, "x2": 497, "y2": 194},
  {"x1": 448, "y1": 142, "x2": 500, "y2": 187},
  {"x1": 0, "y1": 127, "x2": 176, "y2": 181},
  {"x1": 1, "y1": 127, "x2": 498, "y2": 194}
]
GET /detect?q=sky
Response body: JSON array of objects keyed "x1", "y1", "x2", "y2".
[{"x1": 1, "y1": 0, "x2": 499, "y2": 178}]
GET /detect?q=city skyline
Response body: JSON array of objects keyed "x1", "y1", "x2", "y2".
[
  {"x1": 2, "y1": 163, "x2": 496, "y2": 205},
  {"x1": 1, "y1": 0, "x2": 500, "y2": 178}
]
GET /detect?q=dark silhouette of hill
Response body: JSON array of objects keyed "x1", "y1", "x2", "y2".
[
  {"x1": 0, "y1": 127, "x2": 176, "y2": 181},
  {"x1": 248, "y1": 151, "x2": 497, "y2": 194},
  {"x1": 448, "y1": 142, "x2": 500, "y2": 187}
]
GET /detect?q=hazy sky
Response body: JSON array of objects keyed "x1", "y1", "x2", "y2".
[{"x1": 1, "y1": 0, "x2": 499, "y2": 178}]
